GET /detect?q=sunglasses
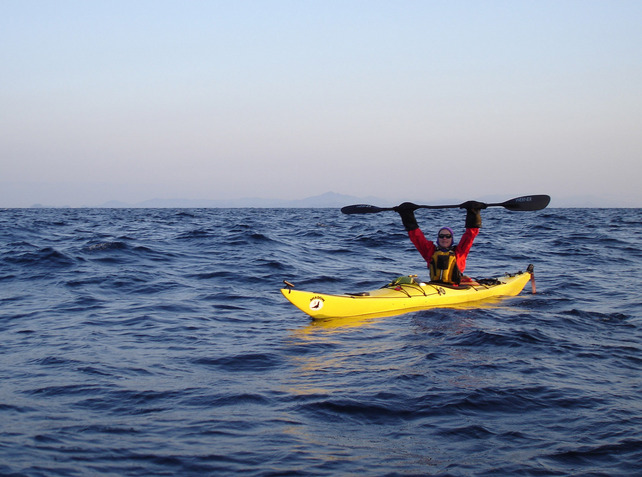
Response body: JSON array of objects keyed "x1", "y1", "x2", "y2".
[{"x1": 438, "y1": 234, "x2": 452, "y2": 239}]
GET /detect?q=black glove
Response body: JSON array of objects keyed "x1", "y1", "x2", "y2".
[
  {"x1": 460, "y1": 201, "x2": 486, "y2": 228},
  {"x1": 465, "y1": 209, "x2": 482, "y2": 228},
  {"x1": 393, "y1": 202, "x2": 419, "y2": 231}
]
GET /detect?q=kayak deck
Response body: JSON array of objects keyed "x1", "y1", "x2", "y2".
[{"x1": 281, "y1": 270, "x2": 533, "y2": 320}]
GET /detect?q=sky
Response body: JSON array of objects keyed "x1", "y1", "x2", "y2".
[{"x1": 2, "y1": 0, "x2": 641, "y2": 207}]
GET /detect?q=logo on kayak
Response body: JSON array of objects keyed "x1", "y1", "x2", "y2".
[{"x1": 309, "y1": 296, "x2": 325, "y2": 311}]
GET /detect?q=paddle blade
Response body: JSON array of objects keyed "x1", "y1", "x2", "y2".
[
  {"x1": 500, "y1": 195, "x2": 551, "y2": 211},
  {"x1": 341, "y1": 204, "x2": 392, "y2": 214}
]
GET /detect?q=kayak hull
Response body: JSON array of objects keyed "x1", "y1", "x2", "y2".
[{"x1": 281, "y1": 271, "x2": 532, "y2": 320}]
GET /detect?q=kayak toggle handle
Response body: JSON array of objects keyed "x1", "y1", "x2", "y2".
[{"x1": 283, "y1": 280, "x2": 295, "y2": 293}]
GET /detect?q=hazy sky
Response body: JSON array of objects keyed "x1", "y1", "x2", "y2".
[{"x1": 2, "y1": 0, "x2": 641, "y2": 207}]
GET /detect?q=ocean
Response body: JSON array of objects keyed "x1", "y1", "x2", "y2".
[{"x1": 1, "y1": 207, "x2": 640, "y2": 476}]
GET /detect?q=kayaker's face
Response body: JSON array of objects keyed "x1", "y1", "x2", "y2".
[{"x1": 438, "y1": 229, "x2": 453, "y2": 248}]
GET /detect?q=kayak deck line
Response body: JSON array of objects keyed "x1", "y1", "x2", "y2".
[
  {"x1": 346, "y1": 278, "x2": 502, "y2": 298},
  {"x1": 281, "y1": 266, "x2": 535, "y2": 320}
]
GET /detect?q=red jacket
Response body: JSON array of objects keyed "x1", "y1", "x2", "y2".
[{"x1": 408, "y1": 227, "x2": 479, "y2": 273}]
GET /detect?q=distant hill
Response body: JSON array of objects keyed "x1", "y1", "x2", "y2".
[
  {"x1": 97, "y1": 191, "x2": 392, "y2": 208},
  {"x1": 29, "y1": 191, "x2": 640, "y2": 209}
]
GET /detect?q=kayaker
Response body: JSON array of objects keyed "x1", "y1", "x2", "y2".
[{"x1": 393, "y1": 201, "x2": 486, "y2": 285}]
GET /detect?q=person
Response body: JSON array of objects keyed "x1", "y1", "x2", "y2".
[{"x1": 393, "y1": 201, "x2": 486, "y2": 285}]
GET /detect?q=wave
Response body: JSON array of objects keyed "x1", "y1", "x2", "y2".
[{"x1": 5, "y1": 247, "x2": 75, "y2": 267}]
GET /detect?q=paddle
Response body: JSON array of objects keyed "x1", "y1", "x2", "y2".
[{"x1": 341, "y1": 194, "x2": 551, "y2": 214}]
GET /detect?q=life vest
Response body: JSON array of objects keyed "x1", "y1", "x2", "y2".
[{"x1": 430, "y1": 249, "x2": 462, "y2": 284}]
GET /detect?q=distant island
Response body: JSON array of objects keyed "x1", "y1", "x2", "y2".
[
  {"x1": 23, "y1": 191, "x2": 639, "y2": 209},
  {"x1": 93, "y1": 192, "x2": 391, "y2": 209}
]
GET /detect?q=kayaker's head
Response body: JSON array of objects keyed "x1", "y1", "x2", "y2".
[{"x1": 437, "y1": 227, "x2": 454, "y2": 250}]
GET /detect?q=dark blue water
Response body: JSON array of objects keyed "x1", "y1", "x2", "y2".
[{"x1": 1, "y1": 207, "x2": 640, "y2": 476}]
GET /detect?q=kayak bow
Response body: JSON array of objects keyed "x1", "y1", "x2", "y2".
[{"x1": 281, "y1": 269, "x2": 533, "y2": 320}]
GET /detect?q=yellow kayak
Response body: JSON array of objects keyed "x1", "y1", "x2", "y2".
[{"x1": 281, "y1": 268, "x2": 534, "y2": 320}]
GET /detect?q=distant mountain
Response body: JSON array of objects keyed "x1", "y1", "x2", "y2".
[
  {"x1": 38, "y1": 192, "x2": 639, "y2": 209},
  {"x1": 97, "y1": 192, "x2": 391, "y2": 208}
]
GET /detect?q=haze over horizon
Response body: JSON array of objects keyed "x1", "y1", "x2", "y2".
[
  {"x1": 2, "y1": 1, "x2": 641, "y2": 208},
  {"x1": 11, "y1": 191, "x2": 630, "y2": 210}
]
